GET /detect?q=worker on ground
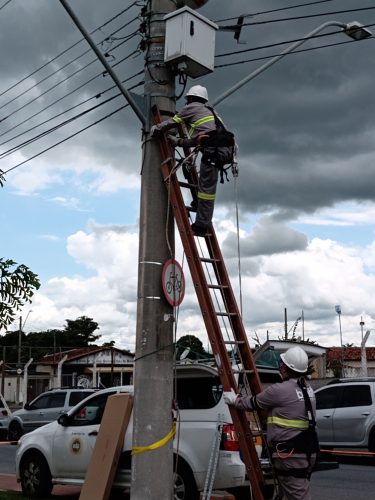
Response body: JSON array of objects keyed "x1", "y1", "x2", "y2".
[
  {"x1": 151, "y1": 85, "x2": 234, "y2": 237},
  {"x1": 223, "y1": 346, "x2": 319, "y2": 500}
]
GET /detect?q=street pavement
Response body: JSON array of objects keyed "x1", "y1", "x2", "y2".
[{"x1": 0, "y1": 473, "x2": 81, "y2": 497}]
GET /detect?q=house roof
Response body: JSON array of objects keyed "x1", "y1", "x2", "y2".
[
  {"x1": 253, "y1": 339, "x2": 326, "y2": 363},
  {"x1": 327, "y1": 347, "x2": 375, "y2": 362},
  {"x1": 39, "y1": 346, "x2": 134, "y2": 365}
]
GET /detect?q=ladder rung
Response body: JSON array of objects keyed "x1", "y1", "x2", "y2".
[
  {"x1": 224, "y1": 340, "x2": 245, "y2": 344},
  {"x1": 179, "y1": 181, "x2": 197, "y2": 189},
  {"x1": 233, "y1": 369, "x2": 255, "y2": 374},
  {"x1": 200, "y1": 257, "x2": 220, "y2": 263},
  {"x1": 215, "y1": 312, "x2": 237, "y2": 317},
  {"x1": 208, "y1": 284, "x2": 228, "y2": 290},
  {"x1": 186, "y1": 206, "x2": 196, "y2": 212}
]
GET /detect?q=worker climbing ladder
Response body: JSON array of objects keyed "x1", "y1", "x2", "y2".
[{"x1": 152, "y1": 105, "x2": 276, "y2": 500}]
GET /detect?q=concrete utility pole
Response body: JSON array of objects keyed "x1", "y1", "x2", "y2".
[{"x1": 131, "y1": 1, "x2": 176, "y2": 498}]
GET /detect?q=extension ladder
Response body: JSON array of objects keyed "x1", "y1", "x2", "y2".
[{"x1": 152, "y1": 105, "x2": 273, "y2": 500}]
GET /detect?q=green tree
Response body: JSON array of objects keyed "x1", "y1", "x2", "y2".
[
  {"x1": 0, "y1": 259, "x2": 40, "y2": 331},
  {"x1": 63, "y1": 316, "x2": 101, "y2": 346},
  {"x1": 176, "y1": 334, "x2": 209, "y2": 360}
]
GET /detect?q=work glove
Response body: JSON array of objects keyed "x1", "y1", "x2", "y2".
[
  {"x1": 167, "y1": 135, "x2": 182, "y2": 147},
  {"x1": 150, "y1": 124, "x2": 162, "y2": 137},
  {"x1": 223, "y1": 388, "x2": 238, "y2": 406}
]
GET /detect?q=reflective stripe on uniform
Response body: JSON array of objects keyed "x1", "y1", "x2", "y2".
[
  {"x1": 172, "y1": 115, "x2": 183, "y2": 124},
  {"x1": 197, "y1": 191, "x2": 216, "y2": 201},
  {"x1": 267, "y1": 416, "x2": 309, "y2": 430},
  {"x1": 188, "y1": 115, "x2": 215, "y2": 136}
]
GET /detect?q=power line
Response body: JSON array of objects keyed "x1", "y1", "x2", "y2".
[
  {"x1": 214, "y1": 0, "x2": 338, "y2": 23},
  {"x1": 0, "y1": 18, "x2": 139, "y2": 113},
  {"x1": 0, "y1": 70, "x2": 143, "y2": 149},
  {"x1": 218, "y1": 6, "x2": 375, "y2": 29},
  {"x1": 0, "y1": 0, "x2": 12, "y2": 11},
  {"x1": 214, "y1": 33, "x2": 374, "y2": 69},
  {"x1": 1, "y1": 77, "x2": 143, "y2": 172},
  {"x1": 0, "y1": 2, "x2": 139, "y2": 99},
  {"x1": 0, "y1": 93, "x2": 122, "y2": 159},
  {"x1": 216, "y1": 23, "x2": 374, "y2": 58},
  {"x1": 0, "y1": 48, "x2": 141, "y2": 140},
  {"x1": 0, "y1": 36, "x2": 137, "y2": 124},
  {"x1": 3, "y1": 98, "x2": 135, "y2": 175},
  {"x1": 0, "y1": 72, "x2": 144, "y2": 158}
]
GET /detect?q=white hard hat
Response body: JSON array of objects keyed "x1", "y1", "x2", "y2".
[
  {"x1": 280, "y1": 346, "x2": 308, "y2": 373},
  {"x1": 185, "y1": 85, "x2": 208, "y2": 102}
]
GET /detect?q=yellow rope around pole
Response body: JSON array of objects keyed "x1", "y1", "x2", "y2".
[{"x1": 132, "y1": 422, "x2": 176, "y2": 455}]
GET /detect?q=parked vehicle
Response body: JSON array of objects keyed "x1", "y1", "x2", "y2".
[
  {"x1": 315, "y1": 377, "x2": 375, "y2": 451},
  {"x1": 8, "y1": 388, "x2": 97, "y2": 441},
  {"x1": 16, "y1": 364, "x2": 248, "y2": 499},
  {"x1": 0, "y1": 393, "x2": 11, "y2": 438}
]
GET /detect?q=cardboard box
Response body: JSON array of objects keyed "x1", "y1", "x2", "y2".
[{"x1": 79, "y1": 393, "x2": 133, "y2": 500}]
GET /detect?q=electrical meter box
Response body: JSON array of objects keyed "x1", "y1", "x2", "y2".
[{"x1": 164, "y1": 7, "x2": 218, "y2": 78}]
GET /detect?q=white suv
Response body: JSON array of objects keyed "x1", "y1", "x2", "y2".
[{"x1": 16, "y1": 364, "x2": 248, "y2": 499}]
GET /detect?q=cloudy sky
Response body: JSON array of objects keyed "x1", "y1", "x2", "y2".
[{"x1": 2, "y1": 0, "x2": 375, "y2": 352}]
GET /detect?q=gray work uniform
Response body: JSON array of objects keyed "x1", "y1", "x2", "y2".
[
  {"x1": 157, "y1": 101, "x2": 221, "y2": 228},
  {"x1": 235, "y1": 377, "x2": 317, "y2": 500}
]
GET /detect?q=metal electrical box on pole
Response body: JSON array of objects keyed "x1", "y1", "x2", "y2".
[{"x1": 164, "y1": 6, "x2": 217, "y2": 77}]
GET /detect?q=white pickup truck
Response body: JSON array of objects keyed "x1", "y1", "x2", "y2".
[{"x1": 16, "y1": 363, "x2": 248, "y2": 499}]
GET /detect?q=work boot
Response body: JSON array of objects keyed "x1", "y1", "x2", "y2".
[{"x1": 191, "y1": 222, "x2": 208, "y2": 237}]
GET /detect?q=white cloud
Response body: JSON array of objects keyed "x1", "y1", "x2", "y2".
[
  {"x1": 300, "y1": 201, "x2": 375, "y2": 227},
  {"x1": 25, "y1": 220, "x2": 375, "y2": 353},
  {"x1": 40, "y1": 234, "x2": 60, "y2": 242}
]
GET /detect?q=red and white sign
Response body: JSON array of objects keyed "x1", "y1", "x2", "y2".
[{"x1": 162, "y1": 259, "x2": 185, "y2": 307}]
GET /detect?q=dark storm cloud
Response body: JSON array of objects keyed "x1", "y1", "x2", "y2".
[
  {"x1": 1, "y1": 0, "x2": 375, "y2": 219},
  {"x1": 223, "y1": 214, "x2": 308, "y2": 257},
  {"x1": 200, "y1": 0, "x2": 375, "y2": 216},
  {"x1": 0, "y1": 0, "x2": 143, "y2": 173}
]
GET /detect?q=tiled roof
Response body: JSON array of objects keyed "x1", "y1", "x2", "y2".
[
  {"x1": 39, "y1": 346, "x2": 134, "y2": 364},
  {"x1": 327, "y1": 347, "x2": 375, "y2": 362}
]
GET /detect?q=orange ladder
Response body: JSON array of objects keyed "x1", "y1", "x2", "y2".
[{"x1": 152, "y1": 105, "x2": 272, "y2": 500}]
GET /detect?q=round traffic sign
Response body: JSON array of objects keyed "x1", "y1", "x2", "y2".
[
  {"x1": 162, "y1": 259, "x2": 185, "y2": 307},
  {"x1": 16, "y1": 368, "x2": 22, "y2": 375}
]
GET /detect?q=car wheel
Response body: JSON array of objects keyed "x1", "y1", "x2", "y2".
[
  {"x1": 20, "y1": 452, "x2": 53, "y2": 498},
  {"x1": 174, "y1": 461, "x2": 199, "y2": 500},
  {"x1": 8, "y1": 421, "x2": 23, "y2": 441}
]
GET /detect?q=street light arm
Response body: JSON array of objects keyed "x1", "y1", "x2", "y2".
[
  {"x1": 22, "y1": 310, "x2": 33, "y2": 331},
  {"x1": 212, "y1": 21, "x2": 347, "y2": 107},
  {"x1": 362, "y1": 329, "x2": 371, "y2": 347}
]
